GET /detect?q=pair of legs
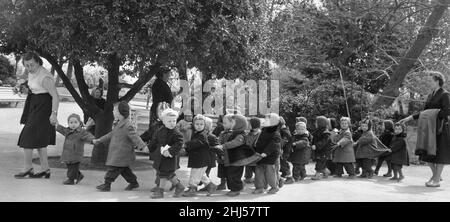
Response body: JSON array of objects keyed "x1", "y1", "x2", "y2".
[
  {"x1": 244, "y1": 165, "x2": 256, "y2": 180},
  {"x1": 335, "y1": 162, "x2": 355, "y2": 177},
  {"x1": 428, "y1": 163, "x2": 445, "y2": 183},
  {"x1": 313, "y1": 158, "x2": 328, "y2": 179},
  {"x1": 225, "y1": 166, "x2": 244, "y2": 192},
  {"x1": 292, "y1": 163, "x2": 307, "y2": 180},
  {"x1": 254, "y1": 164, "x2": 278, "y2": 193},
  {"x1": 359, "y1": 158, "x2": 374, "y2": 177},
  {"x1": 280, "y1": 157, "x2": 291, "y2": 178},
  {"x1": 390, "y1": 164, "x2": 404, "y2": 180},
  {"x1": 104, "y1": 166, "x2": 138, "y2": 185},
  {"x1": 188, "y1": 167, "x2": 211, "y2": 188},
  {"x1": 22, "y1": 147, "x2": 50, "y2": 172},
  {"x1": 66, "y1": 162, "x2": 83, "y2": 181},
  {"x1": 374, "y1": 156, "x2": 392, "y2": 175}
]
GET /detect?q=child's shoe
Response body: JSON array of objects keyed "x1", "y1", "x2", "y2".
[
  {"x1": 323, "y1": 170, "x2": 330, "y2": 179},
  {"x1": 150, "y1": 186, "x2": 159, "y2": 192},
  {"x1": 398, "y1": 175, "x2": 405, "y2": 182},
  {"x1": 278, "y1": 178, "x2": 284, "y2": 188},
  {"x1": 182, "y1": 186, "x2": 197, "y2": 197},
  {"x1": 124, "y1": 182, "x2": 139, "y2": 191},
  {"x1": 151, "y1": 188, "x2": 164, "y2": 199},
  {"x1": 389, "y1": 177, "x2": 399, "y2": 181},
  {"x1": 173, "y1": 183, "x2": 186, "y2": 198},
  {"x1": 368, "y1": 172, "x2": 374, "y2": 179},
  {"x1": 205, "y1": 182, "x2": 217, "y2": 196},
  {"x1": 63, "y1": 179, "x2": 75, "y2": 185},
  {"x1": 285, "y1": 177, "x2": 295, "y2": 184},
  {"x1": 383, "y1": 172, "x2": 392, "y2": 177},
  {"x1": 96, "y1": 183, "x2": 111, "y2": 192},
  {"x1": 348, "y1": 175, "x2": 356, "y2": 179},
  {"x1": 311, "y1": 173, "x2": 322, "y2": 180},
  {"x1": 76, "y1": 173, "x2": 84, "y2": 184},
  {"x1": 226, "y1": 191, "x2": 240, "y2": 197},
  {"x1": 374, "y1": 171, "x2": 379, "y2": 176},
  {"x1": 252, "y1": 188, "x2": 265, "y2": 194},
  {"x1": 267, "y1": 187, "x2": 279, "y2": 194},
  {"x1": 333, "y1": 174, "x2": 342, "y2": 178}
]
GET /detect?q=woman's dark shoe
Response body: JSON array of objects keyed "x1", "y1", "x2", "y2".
[
  {"x1": 30, "y1": 169, "x2": 50, "y2": 179},
  {"x1": 14, "y1": 168, "x2": 34, "y2": 179}
]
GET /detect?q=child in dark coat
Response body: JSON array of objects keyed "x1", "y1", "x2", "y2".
[
  {"x1": 288, "y1": 121, "x2": 312, "y2": 181},
  {"x1": 375, "y1": 120, "x2": 395, "y2": 177},
  {"x1": 216, "y1": 114, "x2": 260, "y2": 197},
  {"x1": 244, "y1": 117, "x2": 262, "y2": 184},
  {"x1": 147, "y1": 108, "x2": 185, "y2": 198},
  {"x1": 311, "y1": 116, "x2": 335, "y2": 180},
  {"x1": 93, "y1": 102, "x2": 147, "y2": 192},
  {"x1": 253, "y1": 113, "x2": 282, "y2": 194},
  {"x1": 216, "y1": 114, "x2": 234, "y2": 191},
  {"x1": 183, "y1": 114, "x2": 217, "y2": 197},
  {"x1": 388, "y1": 123, "x2": 409, "y2": 182},
  {"x1": 279, "y1": 117, "x2": 293, "y2": 185},
  {"x1": 55, "y1": 114, "x2": 95, "y2": 185}
]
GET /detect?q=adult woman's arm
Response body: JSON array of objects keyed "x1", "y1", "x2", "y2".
[
  {"x1": 438, "y1": 93, "x2": 450, "y2": 119},
  {"x1": 42, "y1": 76, "x2": 59, "y2": 125}
]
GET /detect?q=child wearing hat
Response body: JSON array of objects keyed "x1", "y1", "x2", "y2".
[
  {"x1": 93, "y1": 101, "x2": 147, "y2": 192},
  {"x1": 311, "y1": 116, "x2": 335, "y2": 180},
  {"x1": 288, "y1": 121, "x2": 312, "y2": 181},
  {"x1": 55, "y1": 113, "x2": 95, "y2": 185},
  {"x1": 387, "y1": 123, "x2": 409, "y2": 182},
  {"x1": 147, "y1": 108, "x2": 186, "y2": 198},
  {"x1": 244, "y1": 117, "x2": 262, "y2": 184},
  {"x1": 332, "y1": 117, "x2": 356, "y2": 178},
  {"x1": 253, "y1": 113, "x2": 282, "y2": 194}
]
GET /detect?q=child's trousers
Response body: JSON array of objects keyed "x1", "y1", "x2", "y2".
[
  {"x1": 335, "y1": 162, "x2": 355, "y2": 176},
  {"x1": 280, "y1": 157, "x2": 291, "y2": 178},
  {"x1": 226, "y1": 166, "x2": 244, "y2": 192},
  {"x1": 66, "y1": 162, "x2": 81, "y2": 180},
  {"x1": 104, "y1": 166, "x2": 137, "y2": 184},
  {"x1": 255, "y1": 164, "x2": 278, "y2": 189},
  {"x1": 359, "y1": 158, "x2": 374, "y2": 175},
  {"x1": 292, "y1": 163, "x2": 306, "y2": 179},
  {"x1": 315, "y1": 158, "x2": 327, "y2": 173},
  {"x1": 189, "y1": 167, "x2": 211, "y2": 187},
  {"x1": 244, "y1": 165, "x2": 256, "y2": 179}
]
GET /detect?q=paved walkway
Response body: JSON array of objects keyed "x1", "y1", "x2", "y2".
[{"x1": 0, "y1": 102, "x2": 449, "y2": 202}]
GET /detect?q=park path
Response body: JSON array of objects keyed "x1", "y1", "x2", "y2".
[{"x1": 0, "y1": 102, "x2": 449, "y2": 202}]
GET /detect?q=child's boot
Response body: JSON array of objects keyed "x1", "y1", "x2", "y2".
[
  {"x1": 311, "y1": 172, "x2": 322, "y2": 180},
  {"x1": 63, "y1": 179, "x2": 75, "y2": 185},
  {"x1": 285, "y1": 177, "x2": 295, "y2": 184},
  {"x1": 76, "y1": 173, "x2": 84, "y2": 184},
  {"x1": 96, "y1": 182, "x2": 111, "y2": 192},
  {"x1": 217, "y1": 178, "x2": 227, "y2": 190},
  {"x1": 171, "y1": 178, "x2": 185, "y2": 198},
  {"x1": 151, "y1": 177, "x2": 160, "y2": 192},
  {"x1": 205, "y1": 182, "x2": 217, "y2": 196},
  {"x1": 151, "y1": 188, "x2": 164, "y2": 199},
  {"x1": 182, "y1": 186, "x2": 197, "y2": 197},
  {"x1": 125, "y1": 181, "x2": 139, "y2": 191}
]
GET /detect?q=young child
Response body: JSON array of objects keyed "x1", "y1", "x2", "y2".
[
  {"x1": 55, "y1": 114, "x2": 95, "y2": 185},
  {"x1": 253, "y1": 113, "x2": 281, "y2": 194},
  {"x1": 93, "y1": 101, "x2": 147, "y2": 192},
  {"x1": 387, "y1": 123, "x2": 409, "y2": 182},
  {"x1": 354, "y1": 118, "x2": 390, "y2": 179},
  {"x1": 311, "y1": 116, "x2": 335, "y2": 180},
  {"x1": 216, "y1": 114, "x2": 234, "y2": 191},
  {"x1": 216, "y1": 114, "x2": 259, "y2": 197},
  {"x1": 279, "y1": 117, "x2": 293, "y2": 184},
  {"x1": 177, "y1": 113, "x2": 193, "y2": 146},
  {"x1": 183, "y1": 114, "x2": 217, "y2": 197},
  {"x1": 374, "y1": 120, "x2": 394, "y2": 177},
  {"x1": 147, "y1": 108, "x2": 185, "y2": 198},
  {"x1": 327, "y1": 118, "x2": 340, "y2": 176},
  {"x1": 201, "y1": 116, "x2": 220, "y2": 188},
  {"x1": 332, "y1": 117, "x2": 356, "y2": 179},
  {"x1": 244, "y1": 117, "x2": 262, "y2": 184},
  {"x1": 288, "y1": 121, "x2": 312, "y2": 181}
]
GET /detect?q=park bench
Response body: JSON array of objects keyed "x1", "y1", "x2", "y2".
[{"x1": 0, "y1": 86, "x2": 27, "y2": 107}]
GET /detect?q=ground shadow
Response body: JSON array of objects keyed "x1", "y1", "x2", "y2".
[{"x1": 32, "y1": 156, "x2": 153, "y2": 171}]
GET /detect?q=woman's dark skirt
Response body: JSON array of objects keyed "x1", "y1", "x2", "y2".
[
  {"x1": 419, "y1": 121, "x2": 450, "y2": 164},
  {"x1": 17, "y1": 93, "x2": 56, "y2": 149}
]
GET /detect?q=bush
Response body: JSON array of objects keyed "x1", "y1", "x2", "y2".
[{"x1": 0, "y1": 55, "x2": 14, "y2": 83}]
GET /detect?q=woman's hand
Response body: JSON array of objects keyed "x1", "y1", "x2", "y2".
[{"x1": 49, "y1": 112, "x2": 57, "y2": 125}]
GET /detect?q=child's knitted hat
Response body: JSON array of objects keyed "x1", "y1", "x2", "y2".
[
  {"x1": 249, "y1": 117, "x2": 261, "y2": 129},
  {"x1": 296, "y1": 117, "x2": 307, "y2": 124},
  {"x1": 232, "y1": 114, "x2": 248, "y2": 132},
  {"x1": 115, "y1": 101, "x2": 130, "y2": 119},
  {"x1": 67, "y1": 113, "x2": 82, "y2": 124},
  {"x1": 262, "y1": 113, "x2": 280, "y2": 127},
  {"x1": 316, "y1": 116, "x2": 329, "y2": 130}
]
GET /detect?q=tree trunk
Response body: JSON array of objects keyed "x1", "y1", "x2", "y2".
[
  {"x1": 90, "y1": 53, "x2": 121, "y2": 164},
  {"x1": 372, "y1": 0, "x2": 449, "y2": 108}
]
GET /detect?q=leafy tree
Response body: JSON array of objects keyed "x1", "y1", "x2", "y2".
[
  {"x1": 0, "y1": 0, "x2": 266, "y2": 164},
  {"x1": 0, "y1": 55, "x2": 14, "y2": 84}
]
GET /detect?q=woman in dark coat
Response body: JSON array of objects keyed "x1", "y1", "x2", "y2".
[
  {"x1": 399, "y1": 71, "x2": 450, "y2": 187},
  {"x1": 84, "y1": 87, "x2": 106, "y2": 135},
  {"x1": 15, "y1": 51, "x2": 59, "y2": 179},
  {"x1": 150, "y1": 68, "x2": 173, "y2": 125}
]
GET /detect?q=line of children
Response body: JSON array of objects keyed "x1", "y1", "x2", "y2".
[{"x1": 53, "y1": 103, "x2": 411, "y2": 197}]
